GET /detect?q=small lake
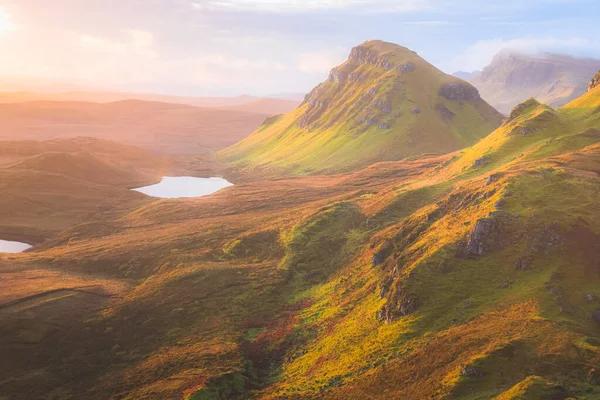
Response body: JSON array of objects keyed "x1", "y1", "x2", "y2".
[
  {"x1": 0, "y1": 240, "x2": 32, "y2": 253},
  {"x1": 132, "y1": 177, "x2": 233, "y2": 199}
]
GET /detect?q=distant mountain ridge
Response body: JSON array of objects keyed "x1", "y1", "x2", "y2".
[
  {"x1": 221, "y1": 40, "x2": 503, "y2": 177},
  {"x1": 468, "y1": 51, "x2": 600, "y2": 113}
]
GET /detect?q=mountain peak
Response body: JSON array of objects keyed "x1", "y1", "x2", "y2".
[
  {"x1": 470, "y1": 50, "x2": 600, "y2": 113},
  {"x1": 221, "y1": 41, "x2": 503, "y2": 177}
]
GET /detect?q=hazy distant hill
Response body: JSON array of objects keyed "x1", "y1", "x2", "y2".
[
  {"x1": 0, "y1": 91, "x2": 300, "y2": 113},
  {"x1": 469, "y1": 51, "x2": 600, "y2": 113},
  {"x1": 221, "y1": 40, "x2": 503, "y2": 176},
  {"x1": 452, "y1": 70, "x2": 479, "y2": 80},
  {"x1": 0, "y1": 99, "x2": 283, "y2": 155}
]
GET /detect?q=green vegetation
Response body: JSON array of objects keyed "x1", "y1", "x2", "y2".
[
  {"x1": 220, "y1": 40, "x2": 502, "y2": 177},
  {"x1": 2, "y1": 52, "x2": 600, "y2": 400}
]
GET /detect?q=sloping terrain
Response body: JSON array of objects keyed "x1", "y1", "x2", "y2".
[
  {"x1": 0, "y1": 137, "x2": 168, "y2": 242},
  {"x1": 0, "y1": 99, "x2": 279, "y2": 155},
  {"x1": 0, "y1": 73, "x2": 599, "y2": 399},
  {"x1": 220, "y1": 40, "x2": 503, "y2": 177},
  {"x1": 469, "y1": 51, "x2": 600, "y2": 114}
]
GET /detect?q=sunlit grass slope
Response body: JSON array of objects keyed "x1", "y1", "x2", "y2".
[{"x1": 220, "y1": 40, "x2": 503, "y2": 176}]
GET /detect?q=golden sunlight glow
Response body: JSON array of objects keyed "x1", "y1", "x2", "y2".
[{"x1": 0, "y1": 9, "x2": 15, "y2": 33}]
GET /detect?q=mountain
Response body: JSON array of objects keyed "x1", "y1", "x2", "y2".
[
  {"x1": 0, "y1": 99, "x2": 277, "y2": 155},
  {"x1": 220, "y1": 40, "x2": 503, "y2": 177},
  {"x1": 469, "y1": 51, "x2": 600, "y2": 114},
  {"x1": 452, "y1": 70, "x2": 479, "y2": 80}
]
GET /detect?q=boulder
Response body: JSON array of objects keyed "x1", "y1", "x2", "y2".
[
  {"x1": 473, "y1": 156, "x2": 488, "y2": 168},
  {"x1": 412, "y1": 108, "x2": 421, "y2": 114},
  {"x1": 585, "y1": 294, "x2": 598, "y2": 303},
  {"x1": 466, "y1": 218, "x2": 500, "y2": 257}
]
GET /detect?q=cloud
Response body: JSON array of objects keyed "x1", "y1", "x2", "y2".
[
  {"x1": 446, "y1": 37, "x2": 600, "y2": 72},
  {"x1": 73, "y1": 29, "x2": 158, "y2": 58},
  {"x1": 191, "y1": 0, "x2": 432, "y2": 13},
  {"x1": 296, "y1": 49, "x2": 348, "y2": 74}
]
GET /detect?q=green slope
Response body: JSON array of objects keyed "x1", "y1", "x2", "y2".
[{"x1": 220, "y1": 40, "x2": 503, "y2": 177}]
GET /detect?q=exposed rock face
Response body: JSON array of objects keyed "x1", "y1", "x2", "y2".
[
  {"x1": 590, "y1": 70, "x2": 600, "y2": 91},
  {"x1": 469, "y1": 51, "x2": 600, "y2": 113},
  {"x1": 349, "y1": 46, "x2": 398, "y2": 70},
  {"x1": 466, "y1": 218, "x2": 501, "y2": 257},
  {"x1": 439, "y1": 83, "x2": 480, "y2": 101},
  {"x1": 397, "y1": 62, "x2": 415, "y2": 72},
  {"x1": 473, "y1": 156, "x2": 488, "y2": 168},
  {"x1": 377, "y1": 293, "x2": 419, "y2": 323}
]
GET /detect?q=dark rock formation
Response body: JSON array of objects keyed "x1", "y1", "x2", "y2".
[
  {"x1": 473, "y1": 156, "x2": 488, "y2": 168},
  {"x1": 465, "y1": 218, "x2": 501, "y2": 257},
  {"x1": 372, "y1": 242, "x2": 393, "y2": 267},
  {"x1": 377, "y1": 294, "x2": 419, "y2": 323},
  {"x1": 486, "y1": 173, "x2": 501, "y2": 186},
  {"x1": 397, "y1": 62, "x2": 415, "y2": 72},
  {"x1": 349, "y1": 46, "x2": 394, "y2": 70},
  {"x1": 412, "y1": 108, "x2": 421, "y2": 114},
  {"x1": 589, "y1": 69, "x2": 600, "y2": 91},
  {"x1": 439, "y1": 83, "x2": 480, "y2": 101}
]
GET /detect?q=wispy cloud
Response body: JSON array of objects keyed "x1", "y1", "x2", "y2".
[
  {"x1": 191, "y1": 0, "x2": 433, "y2": 13},
  {"x1": 296, "y1": 48, "x2": 348, "y2": 74}
]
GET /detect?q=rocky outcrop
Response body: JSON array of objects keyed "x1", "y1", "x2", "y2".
[
  {"x1": 590, "y1": 70, "x2": 600, "y2": 91},
  {"x1": 328, "y1": 69, "x2": 348, "y2": 84},
  {"x1": 397, "y1": 62, "x2": 415, "y2": 72},
  {"x1": 377, "y1": 293, "x2": 419, "y2": 323},
  {"x1": 372, "y1": 241, "x2": 394, "y2": 267},
  {"x1": 463, "y1": 218, "x2": 502, "y2": 257},
  {"x1": 349, "y1": 45, "x2": 395, "y2": 70},
  {"x1": 439, "y1": 83, "x2": 480, "y2": 101}
]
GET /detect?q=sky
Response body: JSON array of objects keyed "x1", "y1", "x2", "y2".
[{"x1": 0, "y1": 0, "x2": 599, "y2": 96}]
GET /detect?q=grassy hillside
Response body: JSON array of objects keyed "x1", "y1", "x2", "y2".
[
  {"x1": 0, "y1": 137, "x2": 169, "y2": 242},
  {"x1": 0, "y1": 79, "x2": 598, "y2": 399},
  {"x1": 220, "y1": 40, "x2": 503, "y2": 177}
]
